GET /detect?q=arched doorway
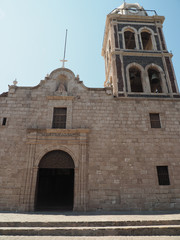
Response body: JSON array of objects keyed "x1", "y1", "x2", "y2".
[{"x1": 35, "y1": 150, "x2": 75, "y2": 211}]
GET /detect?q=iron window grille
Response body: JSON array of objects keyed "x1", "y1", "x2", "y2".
[
  {"x1": 52, "y1": 108, "x2": 67, "y2": 129},
  {"x1": 149, "y1": 113, "x2": 161, "y2": 128},
  {"x1": 2, "y1": 117, "x2": 7, "y2": 126},
  {"x1": 156, "y1": 166, "x2": 170, "y2": 185}
]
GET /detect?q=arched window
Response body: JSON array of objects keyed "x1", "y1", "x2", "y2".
[
  {"x1": 129, "y1": 67, "x2": 143, "y2": 92},
  {"x1": 148, "y1": 68, "x2": 162, "y2": 93},
  {"x1": 124, "y1": 30, "x2": 136, "y2": 49},
  {"x1": 141, "y1": 31, "x2": 153, "y2": 50}
]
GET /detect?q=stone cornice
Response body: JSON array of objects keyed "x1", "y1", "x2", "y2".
[
  {"x1": 107, "y1": 14, "x2": 165, "y2": 24},
  {"x1": 111, "y1": 51, "x2": 172, "y2": 58},
  {"x1": 27, "y1": 128, "x2": 90, "y2": 134},
  {"x1": 47, "y1": 96, "x2": 75, "y2": 100},
  {"x1": 102, "y1": 14, "x2": 164, "y2": 56},
  {"x1": 115, "y1": 95, "x2": 180, "y2": 102}
]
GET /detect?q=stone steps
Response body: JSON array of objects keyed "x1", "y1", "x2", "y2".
[
  {"x1": 1, "y1": 237, "x2": 180, "y2": 240},
  {"x1": 0, "y1": 220, "x2": 180, "y2": 227},
  {"x1": 0, "y1": 220, "x2": 180, "y2": 236}
]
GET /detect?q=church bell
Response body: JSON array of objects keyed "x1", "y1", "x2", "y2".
[
  {"x1": 150, "y1": 73, "x2": 159, "y2": 84},
  {"x1": 130, "y1": 72, "x2": 136, "y2": 79}
]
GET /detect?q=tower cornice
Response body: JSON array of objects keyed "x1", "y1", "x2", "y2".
[
  {"x1": 107, "y1": 14, "x2": 165, "y2": 24},
  {"x1": 102, "y1": 15, "x2": 165, "y2": 56}
]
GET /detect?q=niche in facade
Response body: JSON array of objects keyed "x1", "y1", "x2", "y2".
[
  {"x1": 124, "y1": 31, "x2": 136, "y2": 49},
  {"x1": 129, "y1": 67, "x2": 143, "y2": 92},
  {"x1": 141, "y1": 31, "x2": 153, "y2": 50},
  {"x1": 148, "y1": 69, "x2": 162, "y2": 93}
]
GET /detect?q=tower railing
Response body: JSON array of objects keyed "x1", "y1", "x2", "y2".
[{"x1": 109, "y1": 8, "x2": 157, "y2": 16}]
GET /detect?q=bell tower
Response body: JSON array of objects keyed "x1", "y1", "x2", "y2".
[{"x1": 102, "y1": 2, "x2": 179, "y2": 97}]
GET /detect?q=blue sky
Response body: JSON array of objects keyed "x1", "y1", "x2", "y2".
[{"x1": 0, "y1": 0, "x2": 179, "y2": 93}]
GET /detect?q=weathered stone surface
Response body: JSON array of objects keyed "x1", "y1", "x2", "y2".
[{"x1": 0, "y1": 67, "x2": 180, "y2": 212}]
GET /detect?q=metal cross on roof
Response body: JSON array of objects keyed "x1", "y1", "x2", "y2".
[{"x1": 60, "y1": 29, "x2": 68, "y2": 68}]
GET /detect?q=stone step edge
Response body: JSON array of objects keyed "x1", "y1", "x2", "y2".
[
  {"x1": 0, "y1": 225, "x2": 180, "y2": 236},
  {"x1": 0, "y1": 220, "x2": 180, "y2": 227},
  {"x1": 0, "y1": 225, "x2": 180, "y2": 229}
]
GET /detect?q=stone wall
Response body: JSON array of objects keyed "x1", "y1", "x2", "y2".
[{"x1": 0, "y1": 68, "x2": 180, "y2": 212}]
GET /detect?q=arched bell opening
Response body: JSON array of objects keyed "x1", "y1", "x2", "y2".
[
  {"x1": 124, "y1": 30, "x2": 136, "y2": 49},
  {"x1": 148, "y1": 68, "x2": 162, "y2": 93},
  {"x1": 141, "y1": 31, "x2": 153, "y2": 50},
  {"x1": 129, "y1": 67, "x2": 143, "y2": 92},
  {"x1": 35, "y1": 150, "x2": 75, "y2": 211}
]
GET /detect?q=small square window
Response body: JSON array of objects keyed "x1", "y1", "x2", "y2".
[
  {"x1": 52, "y1": 108, "x2": 67, "y2": 129},
  {"x1": 149, "y1": 113, "x2": 161, "y2": 128},
  {"x1": 2, "y1": 117, "x2": 7, "y2": 126},
  {"x1": 156, "y1": 166, "x2": 170, "y2": 185}
]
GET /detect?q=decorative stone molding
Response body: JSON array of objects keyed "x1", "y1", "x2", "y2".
[
  {"x1": 27, "y1": 128, "x2": 90, "y2": 134},
  {"x1": 23, "y1": 128, "x2": 90, "y2": 212},
  {"x1": 47, "y1": 96, "x2": 75, "y2": 100}
]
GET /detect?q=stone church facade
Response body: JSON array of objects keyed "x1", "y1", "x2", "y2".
[{"x1": 0, "y1": 3, "x2": 180, "y2": 212}]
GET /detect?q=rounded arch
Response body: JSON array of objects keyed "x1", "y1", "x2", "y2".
[
  {"x1": 145, "y1": 63, "x2": 168, "y2": 93},
  {"x1": 126, "y1": 63, "x2": 145, "y2": 92},
  {"x1": 39, "y1": 150, "x2": 75, "y2": 169},
  {"x1": 138, "y1": 27, "x2": 157, "y2": 50},
  {"x1": 35, "y1": 146, "x2": 78, "y2": 169},
  {"x1": 49, "y1": 68, "x2": 75, "y2": 80},
  {"x1": 122, "y1": 26, "x2": 138, "y2": 34},
  {"x1": 145, "y1": 63, "x2": 164, "y2": 74},
  {"x1": 138, "y1": 26, "x2": 155, "y2": 36},
  {"x1": 122, "y1": 26, "x2": 139, "y2": 50},
  {"x1": 127, "y1": 62, "x2": 144, "y2": 73}
]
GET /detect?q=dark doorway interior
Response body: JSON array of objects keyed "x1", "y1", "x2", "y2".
[{"x1": 36, "y1": 168, "x2": 74, "y2": 211}]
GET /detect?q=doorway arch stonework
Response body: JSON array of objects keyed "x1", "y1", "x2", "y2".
[
  {"x1": 22, "y1": 128, "x2": 90, "y2": 212},
  {"x1": 39, "y1": 150, "x2": 75, "y2": 169}
]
